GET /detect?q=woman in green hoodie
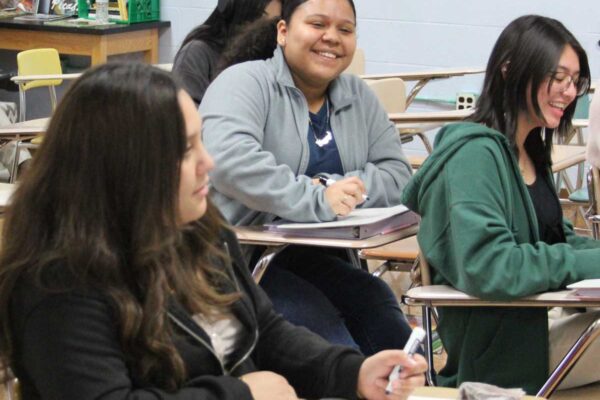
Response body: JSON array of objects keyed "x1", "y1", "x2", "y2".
[{"x1": 402, "y1": 15, "x2": 600, "y2": 394}]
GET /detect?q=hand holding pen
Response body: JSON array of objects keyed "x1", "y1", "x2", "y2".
[
  {"x1": 385, "y1": 327, "x2": 426, "y2": 395},
  {"x1": 355, "y1": 335, "x2": 427, "y2": 400},
  {"x1": 316, "y1": 175, "x2": 368, "y2": 216}
]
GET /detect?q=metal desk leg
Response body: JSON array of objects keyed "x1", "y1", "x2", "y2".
[
  {"x1": 537, "y1": 318, "x2": 600, "y2": 398},
  {"x1": 346, "y1": 248, "x2": 368, "y2": 271},
  {"x1": 423, "y1": 305, "x2": 437, "y2": 387},
  {"x1": 251, "y1": 244, "x2": 287, "y2": 283},
  {"x1": 406, "y1": 78, "x2": 432, "y2": 107}
]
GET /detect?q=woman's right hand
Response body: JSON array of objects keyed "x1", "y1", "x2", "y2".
[
  {"x1": 240, "y1": 371, "x2": 299, "y2": 400},
  {"x1": 324, "y1": 176, "x2": 366, "y2": 216}
]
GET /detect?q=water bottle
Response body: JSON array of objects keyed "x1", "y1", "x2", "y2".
[{"x1": 95, "y1": 0, "x2": 109, "y2": 24}]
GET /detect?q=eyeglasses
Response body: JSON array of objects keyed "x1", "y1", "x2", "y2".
[{"x1": 549, "y1": 70, "x2": 590, "y2": 96}]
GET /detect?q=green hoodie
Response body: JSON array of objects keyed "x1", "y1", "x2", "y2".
[{"x1": 402, "y1": 122, "x2": 600, "y2": 394}]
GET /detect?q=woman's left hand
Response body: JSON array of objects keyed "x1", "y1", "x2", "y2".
[{"x1": 356, "y1": 350, "x2": 427, "y2": 400}]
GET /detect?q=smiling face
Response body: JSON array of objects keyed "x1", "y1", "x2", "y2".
[
  {"x1": 277, "y1": 0, "x2": 356, "y2": 94},
  {"x1": 177, "y1": 90, "x2": 214, "y2": 225},
  {"x1": 522, "y1": 44, "x2": 580, "y2": 132}
]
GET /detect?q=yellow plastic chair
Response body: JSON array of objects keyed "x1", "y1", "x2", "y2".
[
  {"x1": 10, "y1": 49, "x2": 61, "y2": 182},
  {"x1": 16, "y1": 48, "x2": 63, "y2": 122}
]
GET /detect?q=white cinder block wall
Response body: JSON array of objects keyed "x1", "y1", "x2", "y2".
[
  {"x1": 160, "y1": 0, "x2": 600, "y2": 96},
  {"x1": 158, "y1": 0, "x2": 600, "y2": 153}
]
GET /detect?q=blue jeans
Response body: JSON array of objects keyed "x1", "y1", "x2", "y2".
[{"x1": 256, "y1": 245, "x2": 413, "y2": 355}]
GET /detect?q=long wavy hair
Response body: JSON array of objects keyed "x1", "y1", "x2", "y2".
[
  {"x1": 178, "y1": 0, "x2": 274, "y2": 53},
  {"x1": 470, "y1": 15, "x2": 590, "y2": 164},
  {"x1": 0, "y1": 63, "x2": 239, "y2": 390}
]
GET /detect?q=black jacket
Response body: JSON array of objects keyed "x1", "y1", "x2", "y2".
[{"x1": 9, "y1": 228, "x2": 365, "y2": 399}]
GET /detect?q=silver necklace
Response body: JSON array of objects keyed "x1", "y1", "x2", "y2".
[{"x1": 308, "y1": 99, "x2": 333, "y2": 147}]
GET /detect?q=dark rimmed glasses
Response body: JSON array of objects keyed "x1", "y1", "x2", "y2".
[{"x1": 549, "y1": 70, "x2": 590, "y2": 96}]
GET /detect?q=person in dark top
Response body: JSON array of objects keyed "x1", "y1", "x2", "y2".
[
  {"x1": 0, "y1": 62, "x2": 427, "y2": 399},
  {"x1": 402, "y1": 15, "x2": 600, "y2": 393},
  {"x1": 172, "y1": 0, "x2": 281, "y2": 105}
]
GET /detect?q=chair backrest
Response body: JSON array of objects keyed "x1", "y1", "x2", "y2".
[
  {"x1": 344, "y1": 48, "x2": 365, "y2": 75},
  {"x1": 17, "y1": 48, "x2": 63, "y2": 91},
  {"x1": 365, "y1": 78, "x2": 407, "y2": 114}
]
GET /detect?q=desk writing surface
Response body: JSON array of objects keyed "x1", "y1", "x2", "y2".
[
  {"x1": 0, "y1": 117, "x2": 48, "y2": 136},
  {"x1": 388, "y1": 109, "x2": 472, "y2": 124},
  {"x1": 0, "y1": 183, "x2": 16, "y2": 212},
  {"x1": 405, "y1": 285, "x2": 600, "y2": 308},
  {"x1": 361, "y1": 67, "x2": 485, "y2": 81},
  {"x1": 409, "y1": 386, "x2": 542, "y2": 399},
  {"x1": 551, "y1": 144, "x2": 585, "y2": 173}
]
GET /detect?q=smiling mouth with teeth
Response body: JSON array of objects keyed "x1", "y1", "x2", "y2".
[
  {"x1": 316, "y1": 51, "x2": 338, "y2": 59},
  {"x1": 549, "y1": 102, "x2": 566, "y2": 110}
]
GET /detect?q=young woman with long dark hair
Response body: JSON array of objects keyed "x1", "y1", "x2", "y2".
[{"x1": 403, "y1": 15, "x2": 600, "y2": 394}]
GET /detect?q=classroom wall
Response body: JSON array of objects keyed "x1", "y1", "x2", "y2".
[{"x1": 159, "y1": 0, "x2": 600, "y2": 104}]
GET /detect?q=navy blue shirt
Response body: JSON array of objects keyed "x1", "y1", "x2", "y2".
[{"x1": 305, "y1": 100, "x2": 344, "y2": 177}]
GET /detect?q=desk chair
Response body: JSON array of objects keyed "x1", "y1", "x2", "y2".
[
  {"x1": 358, "y1": 235, "x2": 419, "y2": 278},
  {"x1": 365, "y1": 78, "x2": 434, "y2": 168},
  {"x1": 344, "y1": 48, "x2": 365, "y2": 75},
  {"x1": 10, "y1": 49, "x2": 71, "y2": 182},
  {"x1": 404, "y1": 251, "x2": 600, "y2": 399},
  {"x1": 551, "y1": 143, "x2": 588, "y2": 231},
  {"x1": 16, "y1": 49, "x2": 63, "y2": 122},
  {"x1": 361, "y1": 67, "x2": 485, "y2": 108},
  {"x1": 585, "y1": 166, "x2": 600, "y2": 239}
]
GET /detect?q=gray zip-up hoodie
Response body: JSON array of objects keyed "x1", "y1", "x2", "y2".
[{"x1": 201, "y1": 46, "x2": 411, "y2": 226}]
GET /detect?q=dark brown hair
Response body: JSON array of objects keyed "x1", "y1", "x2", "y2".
[
  {"x1": 0, "y1": 62, "x2": 238, "y2": 390},
  {"x1": 179, "y1": 0, "x2": 276, "y2": 52}
]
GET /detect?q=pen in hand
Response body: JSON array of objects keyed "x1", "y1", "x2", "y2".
[
  {"x1": 385, "y1": 327, "x2": 426, "y2": 395},
  {"x1": 317, "y1": 176, "x2": 370, "y2": 201}
]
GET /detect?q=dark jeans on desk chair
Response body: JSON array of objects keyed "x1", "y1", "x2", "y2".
[{"x1": 254, "y1": 245, "x2": 414, "y2": 355}]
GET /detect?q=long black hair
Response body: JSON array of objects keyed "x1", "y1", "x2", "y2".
[
  {"x1": 219, "y1": 17, "x2": 279, "y2": 71},
  {"x1": 179, "y1": 0, "x2": 274, "y2": 52},
  {"x1": 470, "y1": 15, "x2": 590, "y2": 164}
]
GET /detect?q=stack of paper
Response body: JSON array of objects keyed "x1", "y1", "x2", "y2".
[
  {"x1": 567, "y1": 279, "x2": 600, "y2": 299},
  {"x1": 266, "y1": 204, "x2": 419, "y2": 240}
]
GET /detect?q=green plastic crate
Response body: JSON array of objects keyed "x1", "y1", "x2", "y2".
[{"x1": 78, "y1": 0, "x2": 160, "y2": 24}]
